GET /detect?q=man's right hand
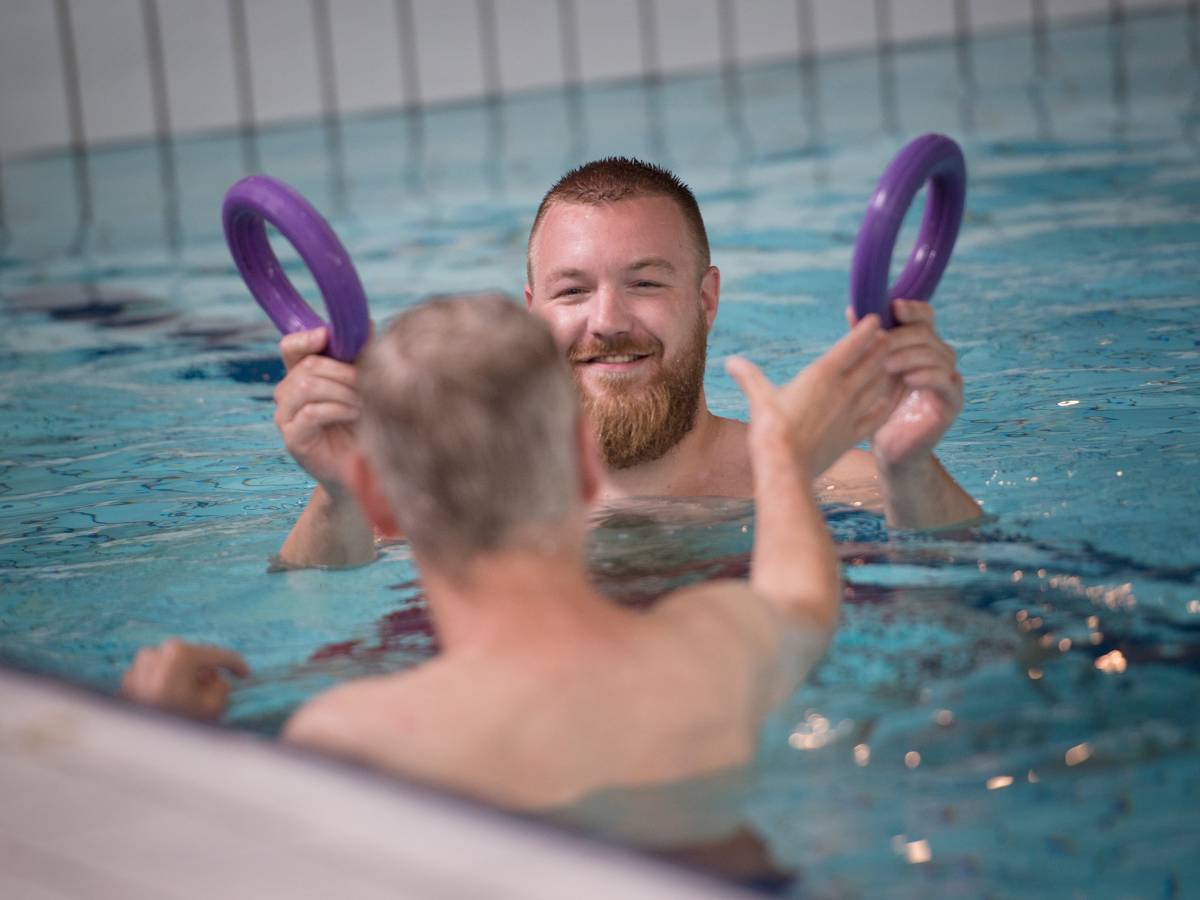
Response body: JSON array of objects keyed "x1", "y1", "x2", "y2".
[{"x1": 273, "y1": 327, "x2": 362, "y2": 495}]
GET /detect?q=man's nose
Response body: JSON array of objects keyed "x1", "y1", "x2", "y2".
[{"x1": 588, "y1": 284, "x2": 633, "y2": 336}]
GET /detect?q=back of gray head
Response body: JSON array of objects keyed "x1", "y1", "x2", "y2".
[{"x1": 357, "y1": 294, "x2": 579, "y2": 566}]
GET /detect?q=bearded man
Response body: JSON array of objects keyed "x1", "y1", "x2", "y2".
[{"x1": 272, "y1": 159, "x2": 978, "y2": 567}]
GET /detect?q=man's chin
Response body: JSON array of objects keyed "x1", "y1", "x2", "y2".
[{"x1": 577, "y1": 370, "x2": 653, "y2": 399}]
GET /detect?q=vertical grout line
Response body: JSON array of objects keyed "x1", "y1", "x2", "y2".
[
  {"x1": 53, "y1": 0, "x2": 93, "y2": 254},
  {"x1": 478, "y1": 0, "x2": 503, "y2": 101},
  {"x1": 1186, "y1": 0, "x2": 1200, "y2": 158},
  {"x1": 717, "y1": 0, "x2": 753, "y2": 162},
  {"x1": 228, "y1": 0, "x2": 260, "y2": 175},
  {"x1": 1189, "y1": 0, "x2": 1198, "y2": 68},
  {"x1": 637, "y1": 0, "x2": 667, "y2": 161},
  {"x1": 875, "y1": 0, "x2": 899, "y2": 135},
  {"x1": 395, "y1": 0, "x2": 424, "y2": 190},
  {"x1": 395, "y1": 0, "x2": 422, "y2": 109},
  {"x1": 796, "y1": 0, "x2": 823, "y2": 153},
  {"x1": 1031, "y1": 0, "x2": 1049, "y2": 81},
  {"x1": 637, "y1": 0, "x2": 661, "y2": 83},
  {"x1": 0, "y1": 155, "x2": 9, "y2": 255},
  {"x1": 477, "y1": 0, "x2": 506, "y2": 192},
  {"x1": 557, "y1": 0, "x2": 586, "y2": 163},
  {"x1": 1108, "y1": 0, "x2": 1128, "y2": 134},
  {"x1": 141, "y1": 0, "x2": 181, "y2": 255},
  {"x1": 954, "y1": 0, "x2": 976, "y2": 133},
  {"x1": 312, "y1": 0, "x2": 348, "y2": 215},
  {"x1": 1029, "y1": 0, "x2": 1052, "y2": 140}
]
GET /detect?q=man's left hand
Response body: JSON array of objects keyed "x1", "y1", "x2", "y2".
[{"x1": 850, "y1": 299, "x2": 963, "y2": 470}]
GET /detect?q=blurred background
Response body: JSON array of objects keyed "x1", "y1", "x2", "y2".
[{"x1": 1, "y1": 0, "x2": 1191, "y2": 259}]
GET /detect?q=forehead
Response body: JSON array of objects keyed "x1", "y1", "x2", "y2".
[{"x1": 529, "y1": 196, "x2": 695, "y2": 276}]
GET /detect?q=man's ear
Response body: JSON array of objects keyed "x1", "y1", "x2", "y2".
[
  {"x1": 348, "y1": 452, "x2": 402, "y2": 538},
  {"x1": 524, "y1": 282, "x2": 534, "y2": 310},
  {"x1": 700, "y1": 265, "x2": 720, "y2": 331},
  {"x1": 575, "y1": 414, "x2": 603, "y2": 505}
]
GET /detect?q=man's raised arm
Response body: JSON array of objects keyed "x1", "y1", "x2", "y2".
[
  {"x1": 726, "y1": 315, "x2": 894, "y2": 679},
  {"x1": 859, "y1": 299, "x2": 981, "y2": 529},
  {"x1": 273, "y1": 327, "x2": 376, "y2": 568}
]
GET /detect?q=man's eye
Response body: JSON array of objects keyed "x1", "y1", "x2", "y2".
[
  {"x1": 633, "y1": 280, "x2": 663, "y2": 289},
  {"x1": 555, "y1": 287, "x2": 586, "y2": 299}
]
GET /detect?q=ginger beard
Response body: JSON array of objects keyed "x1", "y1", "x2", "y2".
[{"x1": 569, "y1": 308, "x2": 708, "y2": 470}]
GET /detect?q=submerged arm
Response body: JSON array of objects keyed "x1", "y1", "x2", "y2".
[
  {"x1": 877, "y1": 452, "x2": 980, "y2": 529},
  {"x1": 278, "y1": 484, "x2": 376, "y2": 568}
]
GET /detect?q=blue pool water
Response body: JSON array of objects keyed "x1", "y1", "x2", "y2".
[{"x1": 2, "y1": 9, "x2": 1199, "y2": 896}]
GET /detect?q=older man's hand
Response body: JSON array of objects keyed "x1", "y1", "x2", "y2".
[
  {"x1": 120, "y1": 639, "x2": 249, "y2": 722},
  {"x1": 727, "y1": 315, "x2": 899, "y2": 480}
]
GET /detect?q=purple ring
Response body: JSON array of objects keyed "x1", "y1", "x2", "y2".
[
  {"x1": 222, "y1": 175, "x2": 370, "y2": 362},
  {"x1": 849, "y1": 133, "x2": 966, "y2": 329}
]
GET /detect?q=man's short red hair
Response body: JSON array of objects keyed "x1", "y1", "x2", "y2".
[{"x1": 527, "y1": 157, "x2": 710, "y2": 285}]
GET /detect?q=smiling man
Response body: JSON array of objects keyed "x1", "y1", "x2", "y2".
[{"x1": 273, "y1": 158, "x2": 979, "y2": 568}]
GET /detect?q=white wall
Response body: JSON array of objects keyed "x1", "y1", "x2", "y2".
[{"x1": 0, "y1": 0, "x2": 1186, "y2": 159}]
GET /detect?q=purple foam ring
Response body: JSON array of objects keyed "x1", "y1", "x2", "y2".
[
  {"x1": 849, "y1": 133, "x2": 966, "y2": 329},
  {"x1": 222, "y1": 175, "x2": 370, "y2": 362}
]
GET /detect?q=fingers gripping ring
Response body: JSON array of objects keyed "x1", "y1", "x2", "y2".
[
  {"x1": 222, "y1": 176, "x2": 371, "y2": 362},
  {"x1": 849, "y1": 133, "x2": 966, "y2": 329}
]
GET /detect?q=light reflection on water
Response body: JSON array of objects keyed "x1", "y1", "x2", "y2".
[{"x1": 2, "y1": 9, "x2": 1200, "y2": 897}]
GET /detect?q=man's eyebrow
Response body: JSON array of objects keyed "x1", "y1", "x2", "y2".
[
  {"x1": 546, "y1": 267, "x2": 587, "y2": 282},
  {"x1": 628, "y1": 257, "x2": 676, "y2": 273}
]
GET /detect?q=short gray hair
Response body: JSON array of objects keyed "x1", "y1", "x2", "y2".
[{"x1": 356, "y1": 294, "x2": 580, "y2": 567}]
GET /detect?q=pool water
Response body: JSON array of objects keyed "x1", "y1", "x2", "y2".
[{"x1": 3, "y1": 9, "x2": 1199, "y2": 896}]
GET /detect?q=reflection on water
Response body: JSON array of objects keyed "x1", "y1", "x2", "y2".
[{"x1": 2, "y1": 8, "x2": 1200, "y2": 897}]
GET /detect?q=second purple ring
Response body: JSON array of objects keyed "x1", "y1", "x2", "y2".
[
  {"x1": 849, "y1": 133, "x2": 966, "y2": 329},
  {"x1": 222, "y1": 175, "x2": 370, "y2": 363}
]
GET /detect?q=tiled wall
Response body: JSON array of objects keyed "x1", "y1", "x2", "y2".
[{"x1": 0, "y1": 0, "x2": 1186, "y2": 160}]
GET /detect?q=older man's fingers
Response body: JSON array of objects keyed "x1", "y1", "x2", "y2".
[
  {"x1": 185, "y1": 645, "x2": 251, "y2": 679},
  {"x1": 725, "y1": 356, "x2": 777, "y2": 415},
  {"x1": 824, "y1": 315, "x2": 884, "y2": 373},
  {"x1": 857, "y1": 381, "x2": 906, "y2": 435},
  {"x1": 839, "y1": 337, "x2": 891, "y2": 398}
]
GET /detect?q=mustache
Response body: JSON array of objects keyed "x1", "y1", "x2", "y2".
[{"x1": 567, "y1": 334, "x2": 661, "y2": 363}]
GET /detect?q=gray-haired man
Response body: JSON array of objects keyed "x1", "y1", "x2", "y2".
[{"x1": 124, "y1": 294, "x2": 892, "y2": 813}]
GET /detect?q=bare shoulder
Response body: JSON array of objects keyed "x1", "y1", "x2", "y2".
[
  {"x1": 652, "y1": 579, "x2": 782, "y2": 658},
  {"x1": 697, "y1": 416, "x2": 754, "y2": 497},
  {"x1": 283, "y1": 672, "x2": 420, "y2": 755}
]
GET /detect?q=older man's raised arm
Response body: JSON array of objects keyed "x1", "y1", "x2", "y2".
[{"x1": 716, "y1": 315, "x2": 896, "y2": 703}]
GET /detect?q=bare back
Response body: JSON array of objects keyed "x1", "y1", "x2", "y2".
[{"x1": 283, "y1": 581, "x2": 826, "y2": 810}]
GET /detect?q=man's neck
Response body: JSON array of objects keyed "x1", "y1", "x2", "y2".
[
  {"x1": 597, "y1": 396, "x2": 751, "y2": 500},
  {"x1": 419, "y1": 544, "x2": 625, "y2": 655}
]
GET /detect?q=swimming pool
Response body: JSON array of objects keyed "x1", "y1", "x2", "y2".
[{"x1": 2, "y1": 7, "x2": 1198, "y2": 896}]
